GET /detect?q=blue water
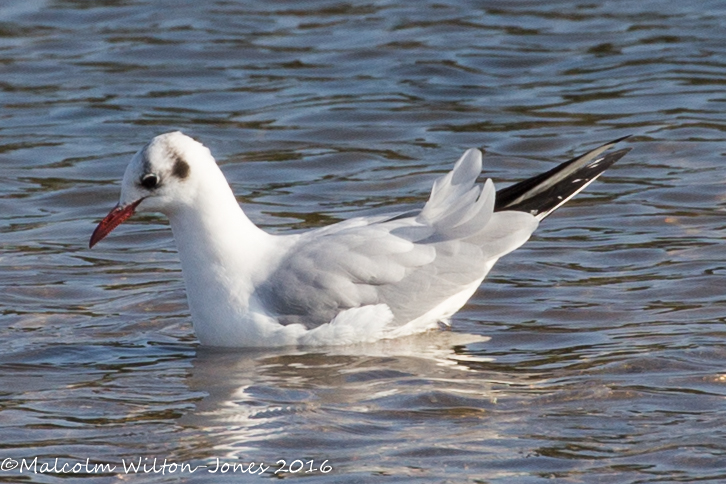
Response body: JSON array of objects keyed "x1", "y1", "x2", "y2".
[{"x1": 2, "y1": 1, "x2": 726, "y2": 482}]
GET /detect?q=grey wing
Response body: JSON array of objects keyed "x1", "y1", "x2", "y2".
[{"x1": 255, "y1": 149, "x2": 538, "y2": 329}]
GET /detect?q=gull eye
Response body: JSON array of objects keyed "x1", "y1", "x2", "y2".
[{"x1": 140, "y1": 173, "x2": 159, "y2": 189}]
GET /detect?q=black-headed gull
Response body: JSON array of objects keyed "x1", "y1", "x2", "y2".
[{"x1": 90, "y1": 132, "x2": 629, "y2": 347}]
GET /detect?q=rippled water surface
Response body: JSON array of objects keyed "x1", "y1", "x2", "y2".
[{"x1": 2, "y1": 1, "x2": 726, "y2": 482}]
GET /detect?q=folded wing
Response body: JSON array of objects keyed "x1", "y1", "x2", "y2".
[
  {"x1": 256, "y1": 149, "x2": 536, "y2": 328},
  {"x1": 256, "y1": 138, "x2": 628, "y2": 329}
]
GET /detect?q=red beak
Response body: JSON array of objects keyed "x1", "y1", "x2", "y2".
[{"x1": 89, "y1": 198, "x2": 144, "y2": 248}]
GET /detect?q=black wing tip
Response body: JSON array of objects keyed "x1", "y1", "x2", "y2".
[
  {"x1": 588, "y1": 147, "x2": 631, "y2": 169},
  {"x1": 611, "y1": 134, "x2": 633, "y2": 144},
  {"x1": 494, "y1": 136, "x2": 631, "y2": 216}
]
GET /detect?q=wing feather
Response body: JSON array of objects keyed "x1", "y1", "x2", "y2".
[
  {"x1": 255, "y1": 139, "x2": 627, "y2": 330},
  {"x1": 255, "y1": 149, "x2": 538, "y2": 328}
]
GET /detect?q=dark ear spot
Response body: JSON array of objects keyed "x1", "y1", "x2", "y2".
[{"x1": 172, "y1": 155, "x2": 190, "y2": 180}]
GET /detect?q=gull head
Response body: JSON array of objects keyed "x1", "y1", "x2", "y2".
[{"x1": 89, "y1": 131, "x2": 213, "y2": 248}]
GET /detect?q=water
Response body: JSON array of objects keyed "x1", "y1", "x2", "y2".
[{"x1": 1, "y1": 0, "x2": 725, "y2": 482}]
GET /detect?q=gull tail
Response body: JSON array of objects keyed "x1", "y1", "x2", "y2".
[{"x1": 494, "y1": 136, "x2": 631, "y2": 220}]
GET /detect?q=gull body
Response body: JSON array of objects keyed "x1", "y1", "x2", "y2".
[{"x1": 91, "y1": 132, "x2": 629, "y2": 347}]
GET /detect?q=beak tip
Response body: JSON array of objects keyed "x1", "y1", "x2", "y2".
[
  {"x1": 89, "y1": 198, "x2": 143, "y2": 249},
  {"x1": 89, "y1": 226, "x2": 104, "y2": 249}
]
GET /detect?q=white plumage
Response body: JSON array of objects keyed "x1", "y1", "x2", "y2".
[{"x1": 90, "y1": 132, "x2": 628, "y2": 347}]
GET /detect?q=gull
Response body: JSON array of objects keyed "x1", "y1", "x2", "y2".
[{"x1": 90, "y1": 132, "x2": 629, "y2": 347}]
